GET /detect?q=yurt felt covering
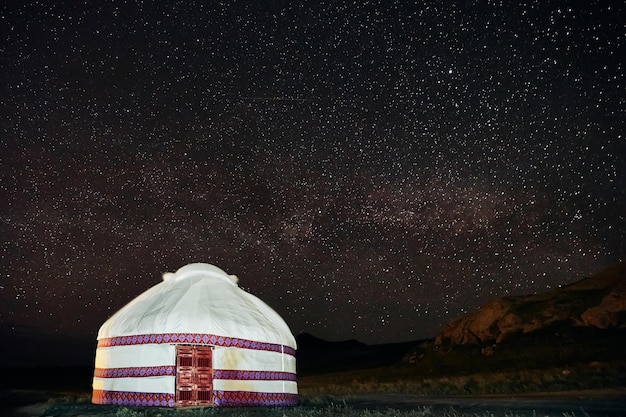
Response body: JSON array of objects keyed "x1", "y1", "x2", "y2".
[{"x1": 92, "y1": 263, "x2": 297, "y2": 407}]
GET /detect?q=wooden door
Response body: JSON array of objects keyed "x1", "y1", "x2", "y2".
[{"x1": 175, "y1": 345, "x2": 213, "y2": 406}]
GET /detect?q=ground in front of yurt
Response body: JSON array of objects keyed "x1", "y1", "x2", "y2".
[
  {"x1": 7, "y1": 389, "x2": 625, "y2": 417},
  {"x1": 1, "y1": 389, "x2": 439, "y2": 417}
]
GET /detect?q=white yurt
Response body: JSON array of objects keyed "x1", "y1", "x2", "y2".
[{"x1": 92, "y1": 263, "x2": 297, "y2": 407}]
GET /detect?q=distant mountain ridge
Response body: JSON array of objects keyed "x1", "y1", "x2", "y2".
[
  {"x1": 435, "y1": 259, "x2": 626, "y2": 346},
  {"x1": 296, "y1": 333, "x2": 420, "y2": 375}
]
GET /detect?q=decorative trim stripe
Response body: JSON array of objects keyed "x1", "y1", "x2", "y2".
[
  {"x1": 97, "y1": 333, "x2": 296, "y2": 356},
  {"x1": 214, "y1": 369, "x2": 297, "y2": 381},
  {"x1": 92, "y1": 390, "x2": 298, "y2": 407},
  {"x1": 94, "y1": 366, "x2": 176, "y2": 378},
  {"x1": 94, "y1": 367, "x2": 296, "y2": 382},
  {"x1": 92, "y1": 390, "x2": 174, "y2": 407},
  {"x1": 213, "y1": 390, "x2": 299, "y2": 407}
]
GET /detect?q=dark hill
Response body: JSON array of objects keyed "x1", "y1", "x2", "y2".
[
  {"x1": 296, "y1": 333, "x2": 420, "y2": 375},
  {"x1": 392, "y1": 259, "x2": 626, "y2": 377},
  {"x1": 434, "y1": 258, "x2": 626, "y2": 346}
]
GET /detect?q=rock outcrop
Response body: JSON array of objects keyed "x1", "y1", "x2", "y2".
[
  {"x1": 579, "y1": 276, "x2": 626, "y2": 328},
  {"x1": 434, "y1": 259, "x2": 626, "y2": 347}
]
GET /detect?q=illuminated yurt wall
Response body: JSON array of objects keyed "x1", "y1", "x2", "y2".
[{"x1": 92, "y1": 263, "x2": 297, "y2": 407}]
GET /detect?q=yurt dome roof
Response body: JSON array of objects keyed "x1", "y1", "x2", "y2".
[
  {"x1": 97, "y1": 263, "x2": 295, "y2": 348},
  {"x1": 162, "y1": 262, "x2": 239, "y2": 285}
]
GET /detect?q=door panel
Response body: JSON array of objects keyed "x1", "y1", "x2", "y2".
[{"x1": 175, "y1": 345, "x2": 213, "y2": 406}]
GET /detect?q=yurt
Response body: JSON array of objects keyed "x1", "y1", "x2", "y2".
[{"x1": 92, "y1": 263, "x2": 297, "y2": 407}]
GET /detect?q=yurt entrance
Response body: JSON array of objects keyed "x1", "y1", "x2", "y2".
[{"x1": 175, "y1": 345, "x2": 213, "y2": 406}]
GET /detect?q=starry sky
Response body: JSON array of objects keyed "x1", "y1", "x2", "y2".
[{"x1": 1, "y1": 0, "x2": 624, "y2": 355}]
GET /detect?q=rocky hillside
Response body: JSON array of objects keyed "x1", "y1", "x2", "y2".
[{"x1": 435, "y1": 259, "x2": 626, "y2": 346}]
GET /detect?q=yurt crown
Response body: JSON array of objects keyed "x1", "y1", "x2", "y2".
[{"x1": 162, "y1": 262, "x2": 239, "y2": 285}]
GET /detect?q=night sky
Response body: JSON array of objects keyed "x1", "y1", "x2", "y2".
[{"x1": 1, "y1": 0, "x2": 624, "y2": 355}]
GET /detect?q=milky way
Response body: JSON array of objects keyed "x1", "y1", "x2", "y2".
[{"x1": 1, "y1": 1, "x2": 624, "y2": 346}]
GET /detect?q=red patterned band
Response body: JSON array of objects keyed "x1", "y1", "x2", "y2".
[
  {"x1": 213, "y1": 369, "x2": 297, "y2": 381},
  {"x1": 92, "y1": 389, "x2": 298, "y2": 407},
  {"x1": 92, "y1": 389, "x2": 175, "y2": 407},
  {"x1": 213, "y1": 390, "x2": 299, "y2": 407},
  {"x1": 94, "y1": 367, "x2": 296, "y2": 382},
  {"x1": 94, "y1": 366, "x2": 176, "y2": 378},
  {"x1": 97, "y1": 332, "x2": 296, "y2": 356}
]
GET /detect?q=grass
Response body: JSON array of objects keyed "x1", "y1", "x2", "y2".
[
  {"x1": 107, "y1": 405, "x2": 477, "y2": 417},
  {"x1": 17, "y1": 399, "x2": 602, "y2": 417},
  {"x1": 408, "y1": 326, "x2": 626, "y2": 377},
  {"x1": 298, "y1": 360, "x2": 626, "y2": 397}
]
